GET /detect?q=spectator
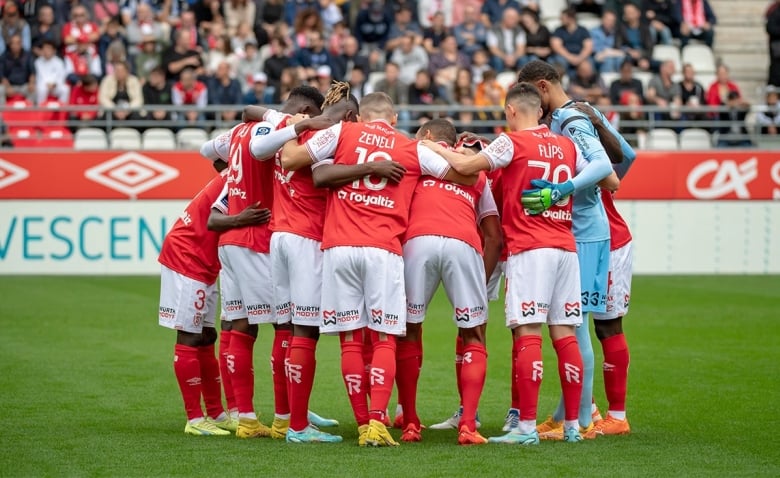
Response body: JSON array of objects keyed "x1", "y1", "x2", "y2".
[
  {"x1": 391, "y1": 31, "x2": 429, "y2": 85},
  {"x1": 481, "y1": 0, "x2": 521, "y2": 26},
  {"x1": 550, "y1": 7, "x2": 593, "y2": 77},
  {"x1": 616, "y1": 2, "x2": 655, "y2": 72},
  {"x1": 419, "y1": 0, "x2": 455, "y2": 28},
  {"x1": 355, "y1": 0, "x2": 393, "y2": 51},
  {"x1": 92, "y1": 0, "x2": 119, "y2": 28},
  {"x1": 767, "y1": 0, "x2": 780, "y2": 87},
  {"x1": 230, "y1": 22, "x2": 257, "y2": 54},
  {"x1": 171, "y1": 11, "x2": 203, "y2": 52},
  {"x1": 30, "y1": 5, "x2": 61, "y2": 56},
  {"x1": 273, "y1": 66, "x2": 301, "y2": 103},
  {"x1": 292, "y1": 30, "x2": 332, "y2": 69},
  {"x1": 386, "y1": 5, "x2": 423, "y2": 53},
  {"x1": 328, "y1": 20, "x2": 350, "y2": 56},
  {"x1": 453, "y1": 4, "x2": 487, "y2": 57},
  {"x1": 68, "y1": 74, "x2": 100, "y2": 122},
  {"x1": 470, "y1": 47, "x2": 492, "y2": 83},
  {"x1": 192, "y1": 0, "x2": 223, "y2": 34},
  {"x1": 62, "y1": 4, "x2": 99, "y2": 52},
  {"x1": 422, "y1": 11, "x2": 451, "y2": 55},
  {"x1": 609, "y1": 58, "x2": 644, "y2": 106},
  {"x1": 568, "y1": 59, "x2": 606, "y2": 103},
  {"x1": 619, "y1": 86, "x2": 646, "y2": 141},
  {"x1": 34, "y1": 39, "x2": 68, "y2": 104},
  {"x1": 54, "y1": 0, "x2": 88, "y2": 26},
  {"x1": 97, "y1": 18, "x2": 128, "y2": 74},
  {"x1": 332, "y1": 35, "x2": 370, "y2": 82},
  {"x1": 0, "y1": 33, "x2": 33, "y2": 101},
  {"x1": 646, "y1": 59, "x2": 680, "y2": 120},
  {"x1": 206, "y1": 34, "x2": 238, "y2": 76},
  {"x1": 374, "y1": 61, "x2": 408, "y2": 105},
  {"x1": 101, "y1": 40, "x2": 127, "y2": 78},
  {"x1": 486, "y1": 6, "x2": 525, "y2": 72},
  {"x1": 208, "y1": 61, "x2": 242, "y2": 122},
  {"x1": 126, "y1": 3, "x2": 165, "y2": 57},
  {"x1": 235, "y1": 40, "x2": 262, "y2": 93},
  {"x1": 757, "y1": 86, "x2": 780, "y2": 135},
  {"x1": 641, "y1": 0, "x2": 674, "y2": 45},
  {"x1": 258, "y1": 0, "x2": 285, "y2": 36},
  {"x1": 163, "y1": 29, "x2": 204, "y2": 82},
  {"x1": 243, "y1": 72, "x2": 274, "y2": 105},
  {"x1": 20, "y1": 0, "x2": 53, "y2": 28},
  {"x1": 284, "y1": 0, "x2": 319, "y2": 27},
  {"x1": 348, "y1": 65, "x2": 368, "y2": 102},
  {"x1": 715, "y1": 90, "x2": 752, "y2": 147},
  {"x1": 451, "y1": 66, "x2": 474, "y2": 103},
  {"x1": 706, "y1": 64, "x2": 743, "y2": 110},
  {"x1": 99, "y1": 61, "x2": 143, "y2": 122},
  {"x1": 141, "y1": 66, "x2": 173, "y2": 122},
  {"x1": 291, "y1": 8, "x2": 322, "y2": 50},
  {"x1": 223, "y1": 0, "x2": 256, "y2": 37},
  {"x1": 408, "y1": 69, "x2": 441, "y2": 121},
  {"x1": 263, "y1": 36, "x2": 293, "y2": 91},
  {"x1": 673, "y1": 0, "x2": 716, "y2": 48},
  {"x1": 518, "y1": 7, "x2": 551, "y2": 66},
  {"x1": 319, "y1": 0, "x2": 344, "y2": 34},
  {"x1": 429, "y1": 34, "x2": 470, "y2": 97},
  {"x1": 674, "y1": 62, "x2": 707, "y2": 124},
  {"x1": 0, "y1": 2, "x2": 31, "y2": 56},
  {"x1": 64, "y1": 35, "x2": 102, "y2": 84},
  {"x1": 596, "y1": 94, "x2": 620, "y2": 129},
  {"x1": 134, "y1": 37, "x2": 162, "y2": 84},
  {"x1": 172, "y1": 67, "x2": 207, "y2": 125},
  {"x1": 203, "y1": 21, "x2": 225, "y2": 53},
  {"x1": 474, "y1": 69, "x2": 506, "y2": 134},
  {"x1": 569, "y1": 0, "x2": 605, "y2": 16},
  {"x1": 591, "y1": 9, "x2": 625, "y2": 73}
]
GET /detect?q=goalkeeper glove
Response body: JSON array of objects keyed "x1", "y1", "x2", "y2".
[{"x1": 521, "y1": 179, "x2": 575, "y2": 214}]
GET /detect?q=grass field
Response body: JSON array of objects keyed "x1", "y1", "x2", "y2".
[{"x1": 1, "y1": 275, "x2": 779, "y2": 477}]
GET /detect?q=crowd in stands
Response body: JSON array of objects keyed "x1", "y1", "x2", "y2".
[{"x1": 0, "y1": 0, "x2": 771, "y2": 145}]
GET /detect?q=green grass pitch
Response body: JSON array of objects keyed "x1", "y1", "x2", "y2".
[{"x1": 1, "y1": 275, "x2": 779, "y2": 477}]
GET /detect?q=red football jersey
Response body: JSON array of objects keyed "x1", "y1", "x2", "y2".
[
  {"x1": 217, "y1": 121, "x2": 278, "y2": 253},
  {"x1": 306, "y1": 120, "x2": 451, "y2": 255},
  {"x1": 406, "y1": 166, "x2": 497, "y2": 253},
  {"x1": 480, "y1": 125, "x2": 588, "y2": 255},
  {"x1": 158, "y1": 173, "x2": 226, "y2": 284},
  {"x1": 601, "y1": 191, "x2": 632, "y2": 250},
  {"x1": 270, "y1": 128, "x2": 327, "y2": 241}
]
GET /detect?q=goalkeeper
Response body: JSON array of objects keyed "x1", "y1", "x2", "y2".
[{"x1": 516, "y1": 60, "x2": 622, "y2": 438}]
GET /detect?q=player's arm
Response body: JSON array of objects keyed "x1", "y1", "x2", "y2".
[
  {"x1": 199, "y1": 129, "x2": 232, "y2": 162},
  {"x1": 207, "y1": 204, "x2": 272, "y2": 231},
  {"x1": 311, "y1": 161, "x2": 407, "y2": 189},
  {"x1": 420, "y1": 140, "x2": 490, "y2": 176},
  {"x1": 477, "y1": 183, "x2": 502, "y2": 281},
  {"x1": 280, "y1": 139, "x2": 313, "y2": 171},
  {"x1": 249, "y1": 116, "x2": 335, "y2": 161},
  {"x1": 242, "y1": 105, "x2": 269, "y2": 122},
  {"x1": 599, "y1": 170, "x2": 620, "y2": 193},
  {"x1": 571, "y1": 102, "x2": 624, "y2": 164}
]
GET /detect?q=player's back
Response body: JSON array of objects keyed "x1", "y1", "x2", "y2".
[
  {"x1": 159, "y1": 173, "x2": 226, "y2": 284},
  {"x1": 551, "y1": 106, "x2": 609, "y2": 242},
  {"x1": 219, "y1": 121, "x2": 276, "y2": 253},
  {"x1": 321, "y1": 120, "x2": 422, "y2": 255},
  {"x1": 499, "y1": 125, "x2": 578, "y2": 254}
]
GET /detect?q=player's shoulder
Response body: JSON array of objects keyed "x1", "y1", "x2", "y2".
[{"x1": 553, "y1": 107, "x2": 594, "y2": 134}]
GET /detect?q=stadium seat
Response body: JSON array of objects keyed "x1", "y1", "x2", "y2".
[
  {"x1": 601, "y1": 72, "x2": 619, "y2": 89},
  {"x1": 40, "y1": 99, "x2": 68, "y2": 125},
  {"x1": 176, "y1": 128, "x2": 209, "y2": 149},
  {"x1": 367, "y1": 72, "x2": 386, "y2": 92},
  {"x1": 647, "y1": 128, "x2": 679, "y2": 150},
  {"x1": 652, "y1": 44, "x2": 682, "y2": 72},
  {"x1": 4, "y1": 99, "x2": 41, "y2": 141},
  {"x1": 74, "y1": 128, "x2": 109, "y2": 150},
  {"x1": 681, "y1": 44, "x2": 716, "y2": 74},
  {"x1": 210, "y1": 128, "x2": 230, "y2": 140},
  {"x1": 109, "y1": 128, "x2": 142, "y2": 150},
  {"x1": 541, "y1": 0, "x2": 567, "y2": 21},
  {"x1": 39, "y1": 127, "x2": 74, "y2": 148},
  {"x1": 679, "y1": 128, "x2": 712, "y2": 150},
  {"x1": 142, "y1": 128, "x2": 176, "y2": 150},
  {"x1": 696, "y1": 73, "x2": 716, "y2": 91},
  {"x1": 576, "y1": 14, "x2": 601, "y2": 31},
  {"x1": 496, "y1": 71, "x2": 517, "y2": 92},
  {"x1": 544, "y1": 18, "x2": 561, "y2": 33},
  {"x1": 634, "y1": 72, "x2": 653, "y2": 92}
]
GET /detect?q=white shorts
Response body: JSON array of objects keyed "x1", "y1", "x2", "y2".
[
  {"x1": 158, "y1": 265, "x2": 217, "y2": 333},
  {"x1": 505, "y1": 248, "x2": 583, "y2": 328},
  {"x1": 487, "y1": 260, "x2": 506, "y2": 301},
  {"x1": 271, "y1": 232, "x2": 323, "y2": 326},
  {"x1": 593, "y1": 242, "x2": 633, "y2": 321},
  {"x1": 218, "y1": 245, "x2": 275, "y2": 324},
  {"x1": 320, "y1": 246, "x2": 406, "y2": 336},
  {"x1": 403, "y1": 236, "x2": 488, "y2": 328}
]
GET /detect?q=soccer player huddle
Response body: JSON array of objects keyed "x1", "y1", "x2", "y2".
[{"x1": 157, "y1": 60, "x2": 636, "y2": 447}]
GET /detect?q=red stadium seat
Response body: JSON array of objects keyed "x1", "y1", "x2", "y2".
[
  {"x1": 40, "y1": 99, "x2": 68, "y2": 125},
  {"x1": 39, "y1": 127, "x2": 74, "y2": 148},
  {"x1": 5, "y1": 99, "x2": 43, "y2": 147}
]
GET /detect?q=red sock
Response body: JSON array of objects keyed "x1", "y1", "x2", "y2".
[
  {"x1": 271, "y1": 328, "x2": 292, "y2": 416},
  {"x1": 455, "y1": 335, "x2": 464, "y2": 401},
  {"x1": 218, "y1": 330, "x2": 236, "y2": 412},
  {"x1": 511, "y1": 338, "x2": 521, "y2": 410},
  {"x1": 395, "y1": 338, "x2": 422, "y2": 427},
  {"x1": 174, "y1": 344, "x2": 203, "y2": 420},
  {"x1": 229, "y1": 331, "x2": 256, "y2": 415},
  {"x1": 601, "y1": 333, "x2": 630, "y2": 412},
  {"x1": 459, "y1": 343, "x2": 487, "y2": 431},
  {"x1": 287, "y1": 336, "x2": 317, "y2": 431},
  {"x1": 368, "y1": 331, "x2": 397, "y2": 422},
  {"x1": 553, "y1": 336, "x2": 583, "y2": 422},
  {"x1": 198, "y1": 344, "x2": 224, "y2": 419},
  {"x1": 340, "y1": 329, "x2": 370, "y2": 425},
  {"x1": 514, "y1": 335, "x2": 543, "y2": 421}
]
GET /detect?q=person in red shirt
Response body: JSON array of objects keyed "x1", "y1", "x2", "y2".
[
  {"x1": 172, "y1": 67, "x2": 208, "y2": 124},
  {"x1": 158, "y1": 161, "x2": 271, "y2": 436},
  {"x1": 61, "y1": 4, "x2": 99, "y2": 53},
  {"x1": 304, "y1": 92, "x2": 473, "y2": 447},
  {"x1": 393, "y1": 119, "x2": 502, "y2": 445},
  {"x1": 422, "y1": 82, "x2": 590, "y2": 445},
  {"x1": 68, "y1": 74, "x2": 99, "y2": 121}
]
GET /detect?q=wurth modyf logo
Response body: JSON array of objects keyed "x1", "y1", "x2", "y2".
[{"x1": 85, "y1": 152, "x2": 179, "y2": 198}]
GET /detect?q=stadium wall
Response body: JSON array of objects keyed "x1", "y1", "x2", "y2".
[{"x1": 0, "y1": 151, "x2": 778, "y2": 275}]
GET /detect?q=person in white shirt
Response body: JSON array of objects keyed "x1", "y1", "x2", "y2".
[
  {"x1": 390, "y1": 31, "x2": 430, "y2": 85},
  {"x1": 34, "y1": 39, "x2": 67, "y2": 104}
]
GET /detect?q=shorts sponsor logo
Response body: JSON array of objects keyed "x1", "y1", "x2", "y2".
[
  {"x1": 564, "y1": 302, "x2": 581, "y2": 317},
  {"x1": 224, "y1": 299, "x2": 242, "y2": 312},
  {"x1": 246, "y1": 303, "x2": 272, "y2": 317},
  {"x1": 371, "y1": 308, "x2": 383, "y2": 324},
  {"x1": 605, "y1": 295, "x2": 615, "y2": 312},
  {"x1": 84, "y1": 152, "x2": 179, "y2": 198},
  {"x1": 521, "y1": 301, "x2": 536, "y2": 317},
  {"x1": 337, "y1": 309, "x2": 360, "y2": 324},
  {"x1": 322, "y1": 309, "x2": 337, "y2": 325},
  {"x1": 159, "y1": 306, "x2": 176, "y2": 320},
  {"x1": 455, "y1": 307, "x2": 470, "y2": 322},
  {"x1": 383, "y1": 313, "x2": 399, "y2": 326},
  {"x1": 295, "y1": 305, "x2": 320, "y2": 318},
  {"x1": 276, "y1": 301, "x2": 292, "y2": 316},
  {"x1": 407, "y1": 303, "x2": 425, "y2": 316}
]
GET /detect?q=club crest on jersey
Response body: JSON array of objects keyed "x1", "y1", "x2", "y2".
[
  {"x1": 371, "y1": 309, "x2": 383, "y2": 324},
  {"x1": 521, "y1": 301, "x2": 536, "y2": 317},
  {"x1": 322, "y1": 309, "x2": 337, "y2": 325},
  {"x1": 455, "y1": 307, "x2": 470, "y2": 322},
  {"x1": 564, "y1": 302, "x2": 581, "y2": 317}
]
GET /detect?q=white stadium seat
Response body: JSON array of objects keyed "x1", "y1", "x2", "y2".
[
  {"x1": 176, "y1": 128, "x2": 209, "y2": 150},
  {"x1": 74, "y1": 128, "x2": 108, "y2": 150},
  {"x1": 496, "y1": 71, "x2": 517, "y2": 92},
  {"x1": 109, "y1": 128, "x2": 142, "y2": 150},
  {"x1": 679, "y1": 128, "x2": 713, "y2": 150},
  {"x1": 652, "y1": 44, "x2": 682, "y2": 72},
  {"x1": 142, "y1": 128, "x2": 176, "y2": 150},
  {"x1": 210, "y1": 128, "x2": 230, "y2": 140},
  {"x1": 647, "y1": 128, "x2": 679, "y2": 150},
  {"x1": 681, "y1": 44, "x2": 716, "y2": 75}
]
